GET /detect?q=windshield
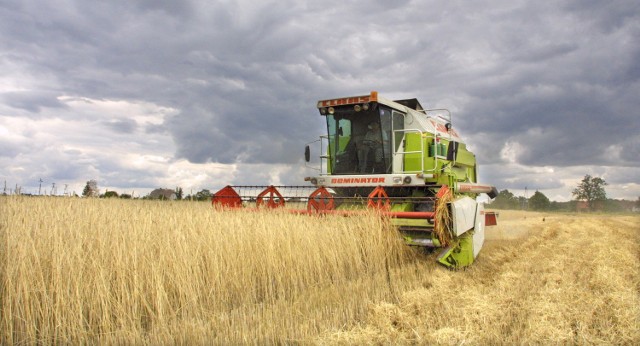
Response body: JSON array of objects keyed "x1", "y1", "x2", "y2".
[{"x1": 325, "y1": 105, "x2": 396, "y2": 175}]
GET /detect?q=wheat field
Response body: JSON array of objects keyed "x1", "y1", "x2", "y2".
[{"x1": 1, "y1": 196, "x2": 639, "y2": 344}]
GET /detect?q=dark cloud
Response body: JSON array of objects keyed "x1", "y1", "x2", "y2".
[
  {"x1": 1, "y1": 91, "x2": 67, "y2": 113},
  {"x1": 1, "y1": 0, "x2": 638, "y2": 199},
  {"x1": 102, "y1": 119, "x2": 138, "y2": 133}
]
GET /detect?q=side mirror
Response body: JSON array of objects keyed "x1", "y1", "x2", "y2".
[
  {"x1": 304, "y1": 145, "x2": 310, "y2": 162},
  {"x1": 446, "y1": 141, "x2": 459, "y2": 161}
]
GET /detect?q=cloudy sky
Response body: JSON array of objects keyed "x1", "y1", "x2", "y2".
[{"x1": 1, "y1": 0, "x2": 638, "y2": 201}]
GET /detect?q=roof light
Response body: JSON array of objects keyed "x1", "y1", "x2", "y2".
[
  {"x1": 328, "y1": 107, "x2": 335, "y2": 115},
  {"x1": 354, "y1": 105, "x2": 361, "y2": 112},
  {"x1": 362, "y1": 103, "x2": 369, "y2": 110}
]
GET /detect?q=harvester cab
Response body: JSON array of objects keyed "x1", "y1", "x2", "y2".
[{"x1": 213, "y1": 91, "x2": 498, "y2": 268}]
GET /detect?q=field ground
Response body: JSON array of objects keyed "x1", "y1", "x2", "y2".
[{"x1": 1, "y1": 197, "x2": 639, "y2": 344}]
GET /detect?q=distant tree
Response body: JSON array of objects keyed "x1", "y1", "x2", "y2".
[
  {"x1": 490, "y1": 189, "x2": 519, "y2": 209},
  {"x1": 82, "y1": 180, "x2": 99, "y2": 198},
  {"x1": 517, "y1": 196, "x2": 528, "y2": 210},
  {"x1": 119, "y1": 193, "x2": 132, "y2": 199},
  {"x1": 195, "y1": 189, "x2": 212, "y2": 201},
  {"x1": 529, "y1": 190, "x2": 550, "y2": 211},
  {"x1": 175, "y1": 187, "x2": 184, "y2": 200},
  {"x1": 102, "y1": 190, "x2": 119, "y2": 198},
  {"x1": 572, "y1": 175, "x2": 607, "y2": 211},
  {"x1": 549, "y1": 201, "x2": 563, "y2": 211},
  {"x1": 636, "y1": 196, "x2": 640, "y2": 209}
]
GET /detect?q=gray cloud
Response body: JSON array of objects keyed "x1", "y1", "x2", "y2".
[
  {"x1": 102, "y1": 119, "x2": 138, "y2": 134},
  {"x1": 1, "y1": 91, "x2": 67, "y2": 113},
  {"x1": 1, "y1": 0, "x2": 638, "y2": 199}
]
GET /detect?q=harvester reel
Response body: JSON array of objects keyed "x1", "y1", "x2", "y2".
[
  {"x1": 256, "y1": 186, "x2": 285, "y2": 208},
  {"x1": 367, "y1": 186, "x2": 391, "y2": 210},
  {"x1": 307, "y1": 187, "x2": 335, "y2": 212},
  {"x1": 211, "y1": 185, "x2": 242, "y2": 208}
]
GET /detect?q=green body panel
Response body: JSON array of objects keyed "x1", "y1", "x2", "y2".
[
  {"x1": 403, "y1": 233, "x2": 441, "y2": 247},
  {"x1": 437, "y1": 233, "x2": 475, "y2": 268},
  {"x1": 403, "y1": 133, "x2": 478, "y2": 186},
  {"x1": 455, "y1": 146, "x2": 476, "y2": 167},
  {"x1": 391, "y1": 218, "x2": 431, "y2": 228},
  {"x1": 403, "y1": 132, "x2": 424, "y2": 172},
  {"x1": 390, "y1": 202, "x2": 413, "y2": 212}
]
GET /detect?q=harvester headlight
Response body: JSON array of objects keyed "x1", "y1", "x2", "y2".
[
  {"x1": 393, "y1": 176, "x2": 402, "y2": 184},
  {"x1": 362, "y1": 103, "x2": 369, "y2": 110},
  {"x1": 320, "y1": 107, "x2": 327, "y2": 115},
  {"x1": 403, "y1": 176, "x2": 412, "y2": 184},
  {"x1": 354, "y1": 105, "x2": 361, "y2": 112},
  {"x1": 310, "y1": 178, "x2": 318, "y2": 185},
  {"x1": 328, "y1": 107, "x2": 335, "y2": 115}
]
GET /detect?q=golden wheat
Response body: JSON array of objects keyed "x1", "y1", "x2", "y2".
[
  {"x1": 0, "y1": 196, "x2": 415, "y2": 344},
  {"x1": 1, "y1": 196, "x2": 639, "y2": 344}
]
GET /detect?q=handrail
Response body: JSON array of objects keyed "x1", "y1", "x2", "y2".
[
  {"x1": 319, "y1": 135, "x2": 329, "y2": 175},
  {"x1": 393, "y1": 128, "x2": 425, "y2": 174}
]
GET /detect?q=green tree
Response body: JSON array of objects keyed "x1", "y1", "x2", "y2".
[
  {"x1": 490, "y1": 189, "x2": 519, "y2": 209},
  {"x1": 175, "y1": 187, "x2": 184, "y2": 200},
  {"x1": 195, "y1": 189, "x2": 212, "y2": 201},
  {"x1": 102, "y1": 190, "x2": 119, "y2": 198},
  {"x1": 572, "y1": 175, "x2": 607, "y2": 211},
  {"x1": 529, "y1": 190, "x2": 550, "y2": 211}
]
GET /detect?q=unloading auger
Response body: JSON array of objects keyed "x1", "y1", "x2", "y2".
[{"x1": 212, "y1": 91, "x2": 498, "y2": 268}]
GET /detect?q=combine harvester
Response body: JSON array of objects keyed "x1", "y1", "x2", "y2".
[{"x1": 212, "y1": 91, "x2": 498, "y2": 268}]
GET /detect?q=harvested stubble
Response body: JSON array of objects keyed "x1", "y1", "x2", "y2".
[
  {"x1": 1, "y1": 197, "x2": 639, "y2": 345},
  {"x1": 321, "y1": 212, "x2": 640, "y2": 345}
]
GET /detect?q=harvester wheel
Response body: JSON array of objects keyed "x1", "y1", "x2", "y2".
[
  {"x1": 307, "y1": 187, "x2": 335, "y2": 212},
  {"x1": 256, "y1": 186, "x2": 285, "y2": 208},
  {"x1": 367, "y1": 186, "x2": 390, "y2": 210}
]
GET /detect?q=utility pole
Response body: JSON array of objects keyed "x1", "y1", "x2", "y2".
[
  {"x1": 51, "y1": 182, "x2": 57, "y2": 196},
  {"x1": 38, "y1": 178, "x2": 43, "y2": 195}
]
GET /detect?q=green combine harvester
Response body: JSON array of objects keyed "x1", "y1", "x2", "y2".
[{"x1": 212, "y1": 91, "x2": 498, "y2": 268}]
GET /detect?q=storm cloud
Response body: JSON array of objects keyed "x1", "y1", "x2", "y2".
[{"x1": 1, "y1": 0, "x2": 638, "y2": 200}]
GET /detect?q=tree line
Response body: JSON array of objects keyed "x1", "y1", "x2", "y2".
[
  {"x1": 79, "y1": 175, "x2": 640, "y2": 211},
  {"x1": 490, "y1": 175, "x2": 638, "y2": 212},
  {"x1": 82, "y1": 180, "x2": 214, "y2": 201}
]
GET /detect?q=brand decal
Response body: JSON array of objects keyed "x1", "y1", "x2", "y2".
[
  {"x1": 330, "y1": 177, "x2": 386, "y2": 184},
  {"x1": 318, "y1": 96, "x2": 370, "y2": 108}
]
